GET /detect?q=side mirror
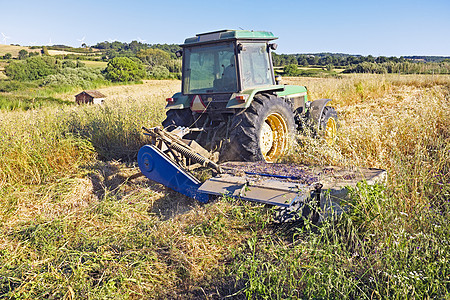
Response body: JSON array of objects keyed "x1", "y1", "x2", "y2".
[
  {"x1": 269, "y1": 43, "x2": 278, "y2": 50},
  {"x1": 175, "y1": 50, "x2": 183, "y2": 58}
]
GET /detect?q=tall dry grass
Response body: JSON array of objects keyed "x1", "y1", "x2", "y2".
[
  {"x1": 0, "y1": 76, "x2": 448, "y2": 299},
  {"x1": 285, "y1": 75, "x2": 449, "y2": 206}
]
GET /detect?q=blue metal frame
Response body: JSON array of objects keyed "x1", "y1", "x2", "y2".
[{"x1": 137, "y1": 145, "x2": 209, "y2": 203}]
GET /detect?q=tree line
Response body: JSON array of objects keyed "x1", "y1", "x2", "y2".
[
  {"x1": 91, "y1": 41, "x2": 180, "y2": 61},
  {"x1": 3, "y1": 46, "x2": 182, "y2": 84},
  {"x1": 273, "y1": 53, "x2": 450, "y2": 75},
  {"x1": 2, "y1": 41, "x2": 450, "y2": 84}
]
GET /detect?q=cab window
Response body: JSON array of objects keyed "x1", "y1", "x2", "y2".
[{"x1": 240, "y1": 42, "x2": 273, "y2": 90}]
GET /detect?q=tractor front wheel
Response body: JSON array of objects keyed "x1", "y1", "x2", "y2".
[
  {"x1": 319, "y1": 106, "x2": 338, "y2": 144},
  {"x1": 224, "y1": 94, "x2": 295, "y2": 162}
]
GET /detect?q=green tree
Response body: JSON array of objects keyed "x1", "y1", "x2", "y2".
[
  {"x1": 164, "y1": 59, "x2": 182, "y2": 73},
  {"x1": 298, "y1": 57, "x2": 309, "y2": 67},
  {"x1": 148, "y1": 65, "x2": 170, "y2": 79},
  {"x1": 150, "y1": 43, "x2": 181, "y2": 54},
  {"x1": 18, "y1": 49, "x2": 28, "y2": 60},
  {"x1": 3, "y1": 53, "x2": 12, "y2": 59},
  {"x1": 283, "y1": 64, "x2": 299, "y2": 76},
  {"x1": 137, "y1": 48, "x2": 171, "y2": 67},
  {"x1": 104, "y1": 57, "x2": 146, "y2": 82},
  {"x1": 62, "y1": 60, "x2": 77, "y2": 68},
  {"x1": 5, "y1": 56, "x2": 58, "y2": 80},
  {"x1": 271, "y1": 53, "x2": 281, "y2": 67},
  {"x1": 105, "y1": 49, "x2": 118, "y2": 59}
]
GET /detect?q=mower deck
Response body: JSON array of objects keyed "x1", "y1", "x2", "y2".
[
  {"x1": 138, "y1": 143, "x2": 386, "y2": 209},
  {"x1": 199, "y1": 162, "x2": 386, "y2": 207}
]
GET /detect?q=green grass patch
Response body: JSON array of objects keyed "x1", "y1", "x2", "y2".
[
  {"x1": 0, "y1": 94, "x2": 73, "y2": 110},
  {"x1": 0, "y1": 80, "x2": 39, "y2": 92},
  {"x1": 232, "y1": 183, "x2": 449, "y2": 299}
]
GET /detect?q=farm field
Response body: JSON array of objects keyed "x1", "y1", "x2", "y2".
[
  {"x1": 47, "y1": 49, "x2": 89, "y2": 56},
  {"x1": 0, "y1": 44, "x2": 101, "y2": 59},
  {"x1": 81, "y1": 60, "x2": 108, "y2": 68},
  {"x1": 0, "y1": 74, "x2": 449, "y2": 299},
  {"x1": 0, "y1": 44, "x2": 41, "y2": 57}
]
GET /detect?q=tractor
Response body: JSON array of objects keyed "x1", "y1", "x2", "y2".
[
  {"x1": 136, "y1": 31, "x2": 384, "y2": 218},
  {"x1": 162, "y1": 29, "x2": 338, "y2": 162}
]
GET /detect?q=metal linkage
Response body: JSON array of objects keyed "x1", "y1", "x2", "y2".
[{"x1": 142, "y1": 126, "x2": 222, "y2": 174}]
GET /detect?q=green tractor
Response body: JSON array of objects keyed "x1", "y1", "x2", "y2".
[{"x1": 163, "y1": 30, "x2": 338, "y2": 162}]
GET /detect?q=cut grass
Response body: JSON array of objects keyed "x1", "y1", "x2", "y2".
[{"x1": 0, "y1": 76, "x2": 449, "y2": 299}]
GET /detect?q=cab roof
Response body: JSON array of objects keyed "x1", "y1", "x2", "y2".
[{"x1": 182, "y1": 30, "x2": 277, "y2": 47}]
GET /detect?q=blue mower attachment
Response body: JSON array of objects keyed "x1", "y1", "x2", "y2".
[
  {"x1": 138, "y1": 144, "x2": 209, "y2": 203},
  {"x1": 137, "y1": 127, "x2": 387, "y2": 213}
]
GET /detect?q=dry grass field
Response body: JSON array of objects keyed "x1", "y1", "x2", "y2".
[
  {"x1": 0, "y1": 44, "x2": 100, "y2": 59},
  {"x1": 0, "y1": 75, "x2": 448, "y2": 299},
  {"x1": 81, "y1": 60, "x2": 108, "y2": 68},
  {"x1": 47, "y1": 49, "x2": 90, "y2": 56},
  {"x1": 0, "y1": 44, "x2": 41, "y2": 57}
]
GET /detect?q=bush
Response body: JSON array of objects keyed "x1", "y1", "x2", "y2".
[
  {"x1": 5, "y1": 56, "x2": 59, "y2": 81},
  {"x1": 283, "y1": 64, "x2": 299, "y2": 76},
  {"x1": 147, "y1": 66, "x2": 170, "y2": 79},
  {"x1": 0, "y1": 80, "x2": 39, "y2": 92},
  {"x1": 104, "y1": 57, "x2": 146, "y2": 82},
  {"x1": 137, "y1": 48, "x2": 171, "y2": 67},
  {"x1": 43, "y1": 67, "x2": 107, "y2": 88},
  {"x1": 62, "y1": 60, "x2": 77, "y2": 68},
  {"x1": 18, "y1": 49, "x2": 28, "y2": 60},
  {"x1": 0, "y1": 94, "x2": 72, "y2": 111},
  {"x1": 164, "y1": 59, "x2": 182, "y2": 73},
  {"x1": 344, "y1": 61, "x2": 450, "y2": 74}
]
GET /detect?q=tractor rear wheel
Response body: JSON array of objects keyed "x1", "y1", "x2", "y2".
[
  {"x1": 224, "y1": 94, "x2": 295, "y2": 162},
  {"x1": 319, "y1": 106, "x2": 338, "y2": 144}
]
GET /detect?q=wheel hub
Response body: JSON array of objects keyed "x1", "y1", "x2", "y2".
[
  {"x1": 260, "y1": 122, "x2": 274, "y2": 155},
  {"x1": 259, "y1": 112, "x2": 288, "y2": 162},
  {"x1": 325, "y1": 117, "x2": 337, "y2": 145}
]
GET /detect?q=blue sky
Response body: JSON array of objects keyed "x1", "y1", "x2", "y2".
[{"x1": 0, "y1": 0, "x2": 449, "y2": 56}]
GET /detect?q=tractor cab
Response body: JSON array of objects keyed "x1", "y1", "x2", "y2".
[
  {"x1": 179, "y1": 30, "x2": 278, "y2": 95},
  {"x1": 164, "y1": 30, "x2": 338, "y2": 163}
]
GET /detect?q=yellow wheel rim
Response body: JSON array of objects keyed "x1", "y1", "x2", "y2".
[
  {"x1": 259, "y1": 112, "x2": 288, "y2": 162},
  {"x1": 324, "y1": 117, "x2": 337, "y2": 145}
]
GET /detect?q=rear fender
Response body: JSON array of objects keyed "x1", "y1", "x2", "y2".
[
  {"x1": 309, "y1": 99, "x2": 332, "y2": 131},
  {"x1": 226, "y1": 85, "x2": 285, "y2": 109},
  {"x1": 166, "y1": 92, "x2": 190, "y2": 109}
]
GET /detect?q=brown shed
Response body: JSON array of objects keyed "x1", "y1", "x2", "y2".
[{"x1": 75, "y1": 90, "x2": 106, "y2": 105}]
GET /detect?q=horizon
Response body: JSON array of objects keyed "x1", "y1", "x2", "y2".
[
  {"x1": 0, "y1": 0, "x2": 449, "y2": 57},
  {"x1": 3, "y1": 42, "x2": 449, "y2": 59}
]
